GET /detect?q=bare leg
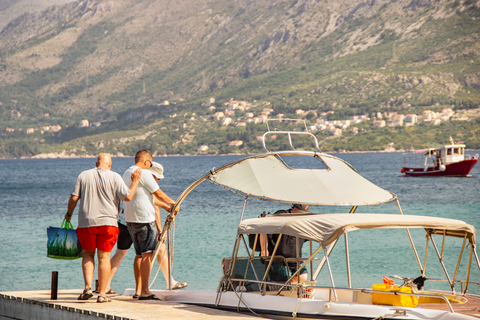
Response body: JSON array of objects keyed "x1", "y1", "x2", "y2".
[
  {"x1": 97, "y1": 250, "x2": 111, "y2": 295},
  {"x1": 82, "y1": 250, "x2": 96, "y2": 289},
  {"x1": 139, "y1": 252, "x2": 154, "y2": 297},
  {"x1": 106, "y1": 248, "x2": 127, "y2": 292},
  {"x1": 134, "y1": 255, "x2": 142, "y2": 296},
  {"x1": 157, "y1": 243, "x2": 177, "y2": 288}
]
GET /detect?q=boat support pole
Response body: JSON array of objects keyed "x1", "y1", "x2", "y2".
[
  {"x1": 452, "y1": 234, "x2": 467, "y2": 292},
  {"x1": 474, "y1": 246, "x2": 480, "y2": 273},
  {"x1": 345, "y1": 234, "x2": 351, "y2": 288},
  {"x1": 397, "y1": 199, "x2": 423, "y2": 272},
  {"x1": 312, "y1": 206, "x2": 356, "y2": 282},
  {"x1": 324, "y1": 247, "x2": 338, "y2": 302},
  {"x1": 167, "y1": 226, "x2": 172, "y2": 290},
  {"x1": 466, "y1": 245, "x2": 480, "y2": 294},
  {"x1": 464, "y1": 245, "x2": 473, "y2": 294},
  {"x1": 423, "y1": 236, "x2": 430, "y2": 277},
  {"x1": 430, "y1": 236, "x2": 454, "y2": 290},
  {"x1": 241, "y1": 235, "x2": 260, "y2": 282},
  {"x1": 345, "y1": 206, "x2": 355, "y2": 288},
  {"x1": 229, "y1": 196, "x2": 249, "y2": 272},
  {"x1": 222, "y1": 197, "x2": 249, "y2": 297}
]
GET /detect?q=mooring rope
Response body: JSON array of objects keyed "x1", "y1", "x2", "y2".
[{"x1": 149, "y1": 217, "x2": 176, "y2": 288}]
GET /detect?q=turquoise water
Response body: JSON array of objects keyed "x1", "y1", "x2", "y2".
[{"x1": 0, "y1": 152, "x2": 479, "y2": 295}]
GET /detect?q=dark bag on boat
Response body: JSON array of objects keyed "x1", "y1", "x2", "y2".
[{"x1": 47, "y1": 219, "x2": 82, "y2": 260}]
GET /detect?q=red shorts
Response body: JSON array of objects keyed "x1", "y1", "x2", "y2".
[{"x1": 77, "y1": 226, "x2": 119, "y2": 252}]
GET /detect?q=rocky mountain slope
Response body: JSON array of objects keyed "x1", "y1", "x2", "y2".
[
  {"x1": 0, "y1": 0, "x2": 479, "y2": 157},
  {"x1": 0, "y1": 0, "x2": 72, "y2": 30}
]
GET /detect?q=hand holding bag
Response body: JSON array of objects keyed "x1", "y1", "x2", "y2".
[{"x1": 47, "y1": 219, "x2": 82, "y2": 260}]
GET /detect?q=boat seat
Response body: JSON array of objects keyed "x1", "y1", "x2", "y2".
[{"x1": 224, "y1": 256, "x2": 290, "y2": 292}]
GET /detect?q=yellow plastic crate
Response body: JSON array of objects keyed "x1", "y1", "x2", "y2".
[{"x1": 372, "y1": 283, "x2": 418, "y2": 307}]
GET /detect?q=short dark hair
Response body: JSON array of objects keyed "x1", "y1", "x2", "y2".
[{"x1": 135, "y1": 149, "x2": 152, "y2": 163}]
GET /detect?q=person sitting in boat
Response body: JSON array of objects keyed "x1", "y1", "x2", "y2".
[{"x1": 259, "y1": 204, "x2": 309, "y2": 283}]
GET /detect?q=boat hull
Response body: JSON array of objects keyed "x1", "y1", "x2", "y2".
[
  {"x1": 125, "y1": 289, "x2": 477, "y2": 320},
  {"x1": 402, "y1": 159, "x2": 478, "y2": 177}
]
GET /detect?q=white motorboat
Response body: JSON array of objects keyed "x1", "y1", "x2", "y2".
[{"x1": 131, "y1": 124, "x2": 480, "y2": 319}]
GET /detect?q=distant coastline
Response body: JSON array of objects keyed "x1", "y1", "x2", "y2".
[{"x1": 2, "y1": 148, "x2": 477, "y2": 160}]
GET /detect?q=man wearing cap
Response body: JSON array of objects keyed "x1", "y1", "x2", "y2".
[
  {"x1": 260, "y1": 203, "x2": 310, "y2": 283},
  {"x1": 123, "y1": 149, "x2": 176, "y2": 300},
  {"x1": 106, "y1": 160, "x2": 186, "y2": 296}
]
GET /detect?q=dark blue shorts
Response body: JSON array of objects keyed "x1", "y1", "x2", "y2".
[
  {"x1": 127, "y1": 221, "x2": 158, "y2": 256},
  {"x1": 117, "y1": 222, "x2": 133, "y2": 250}
]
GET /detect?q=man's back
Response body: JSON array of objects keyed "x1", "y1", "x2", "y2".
[{"x1": 72, "y1": 167, "x2": 128, "y2": 228}]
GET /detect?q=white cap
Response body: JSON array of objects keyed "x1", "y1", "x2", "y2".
[{"x1": 149, "y1": 161, "x2": 164, "y2": 179}]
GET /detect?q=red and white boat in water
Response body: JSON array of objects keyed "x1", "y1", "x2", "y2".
[{"x1": 401, "y1": 138, "x2": 478, "y2": 177}]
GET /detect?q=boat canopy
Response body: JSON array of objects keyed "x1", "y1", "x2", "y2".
[
  {"x1": 237, "y1": 213, "x2": 476, "y2": 247},
  {"x1": 207, "y1": 152, "x2": 396, "y2": 206}
]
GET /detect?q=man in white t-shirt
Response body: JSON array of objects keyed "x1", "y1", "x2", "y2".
[
  {"x1": 123, "y1": 149, "x2": 176, "y2": 300},
  {"x1": 105, "y1": 161, "x2": 186, "y2": 296}
]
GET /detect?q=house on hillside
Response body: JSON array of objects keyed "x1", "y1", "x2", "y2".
[
  {"x1": 229, "y1": 140, "x2": 243, "y2": 147},
  {"x1": 373, "y1": 120, "x2": 386, "y2": 128},
  {"x1": 391, "y1": 114, "x2": 405, "y2": 126},
  {"x1": 79, "y1": 119, "x2": 89, "y2": 128},
  {"x1": 198, "y1": 145, "x2": 209, "y2": 152},
  {"x1": 214, "y1": 112, "x2": 224, "y2": 120},
  {"x1": 11, "y1": 110, "x2": 21, "y2": 118},
  {"x1": 221, "y1": 117, "x2": 232, "y2": 126},
  {"x1": 422, "y1": 110, "x2": 435, "y2": 121},
  {"x1": 404, "y1": 114, "x2": 417, "y2": 126}
]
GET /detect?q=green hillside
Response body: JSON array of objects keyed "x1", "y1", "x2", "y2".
[{"x1": 0, "y1": 0, "x2": 479, "y2": 158}]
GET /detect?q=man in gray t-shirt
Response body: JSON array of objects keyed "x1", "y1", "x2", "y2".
[{"x1": 65, "y1": 153, "x2": 141, "y2": 303}]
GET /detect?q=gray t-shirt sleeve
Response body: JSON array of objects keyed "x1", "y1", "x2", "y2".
[
  {"x1": 71, "y1": 173, "x2": 83, "y2": 197},
  {"x1": 116, "y1": 173, "x2": 131, "y2": 200}
]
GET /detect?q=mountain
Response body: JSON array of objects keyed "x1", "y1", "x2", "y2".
[
  {"x1": 0, "y1": 0, "x2": 479, "y2": 158},
  {"x1": 0, "y1": 0, "x2": 72, "y2": 30}
]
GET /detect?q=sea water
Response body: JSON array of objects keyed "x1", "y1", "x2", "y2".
[{"x1": 0, "y1": 152, "x2": 479, "y2": 295}]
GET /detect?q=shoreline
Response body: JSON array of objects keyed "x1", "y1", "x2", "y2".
[{"x1": 1, "y1": 149, "x2": 479, "y2": 160}]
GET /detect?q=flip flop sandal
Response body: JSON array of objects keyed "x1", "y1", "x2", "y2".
[
  {"x1": 97, "y1": 294, "x2": 112, "y2": 303},
  {"x1": 138, "y1": 294, "x2": 161, "y2": 300},
  {"x1": 78, "y1": 288, "x2": 93, "y2": 300},
  {"x1": 133, "y1": 294, "x2": 139, "y2": 299},
  {"x1": 172, "y1": 282, "x2": 188, "y2": 290},
  {"x1": 106, "y1": 289, "x2": 116, "y2": 294}
]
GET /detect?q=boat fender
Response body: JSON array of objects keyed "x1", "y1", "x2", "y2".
[
  {"x1": 424, "y1": 166, "x2": 428, "y2": 172},
  {"x1": 440, "y1": 165, "x2": 446, "y2": 171},
  {"x1": 400, "y1": 168, "x2": 405, "y2": 173}
]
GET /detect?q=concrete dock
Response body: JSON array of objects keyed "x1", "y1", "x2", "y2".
[{"x1": 0, "y1": 289, "x2": 265, "y2": 320}]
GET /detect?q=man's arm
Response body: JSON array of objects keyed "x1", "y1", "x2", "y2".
[
  {"x1": 123, "y1": 168, "x2": 142, "y2": 202},
  {"x1": 153, "y1": 188, "x2": 175, "y2": 206},
  {"x1": 154, "y1": 195, "x2": 172, "y2": 213},
  {"x1": 259, "y1": 234, "x2": 269, "y2": 256},
  {"x1": 153, "y1": 188, "x2": 177, "y2": 214},
  {"x1": 64, "y1": 195, "x2": 79, "y2": 222},
  {"x1": 154, "y1": 206, "x2": 162, "y2": 235}
]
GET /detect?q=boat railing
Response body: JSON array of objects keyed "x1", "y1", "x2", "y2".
[
  {"x1": 403, "y1": 152, "x2": 438, "y2": 168},
  {"x1": 261, "y1": 119, "x2": 322, "y2": 153},
  {"x1": 225, "y1": 277, "x2": 456, "y2": 312},
  {"x1": 465, "y1": 153, "x2": 479, "y2": 161}
]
